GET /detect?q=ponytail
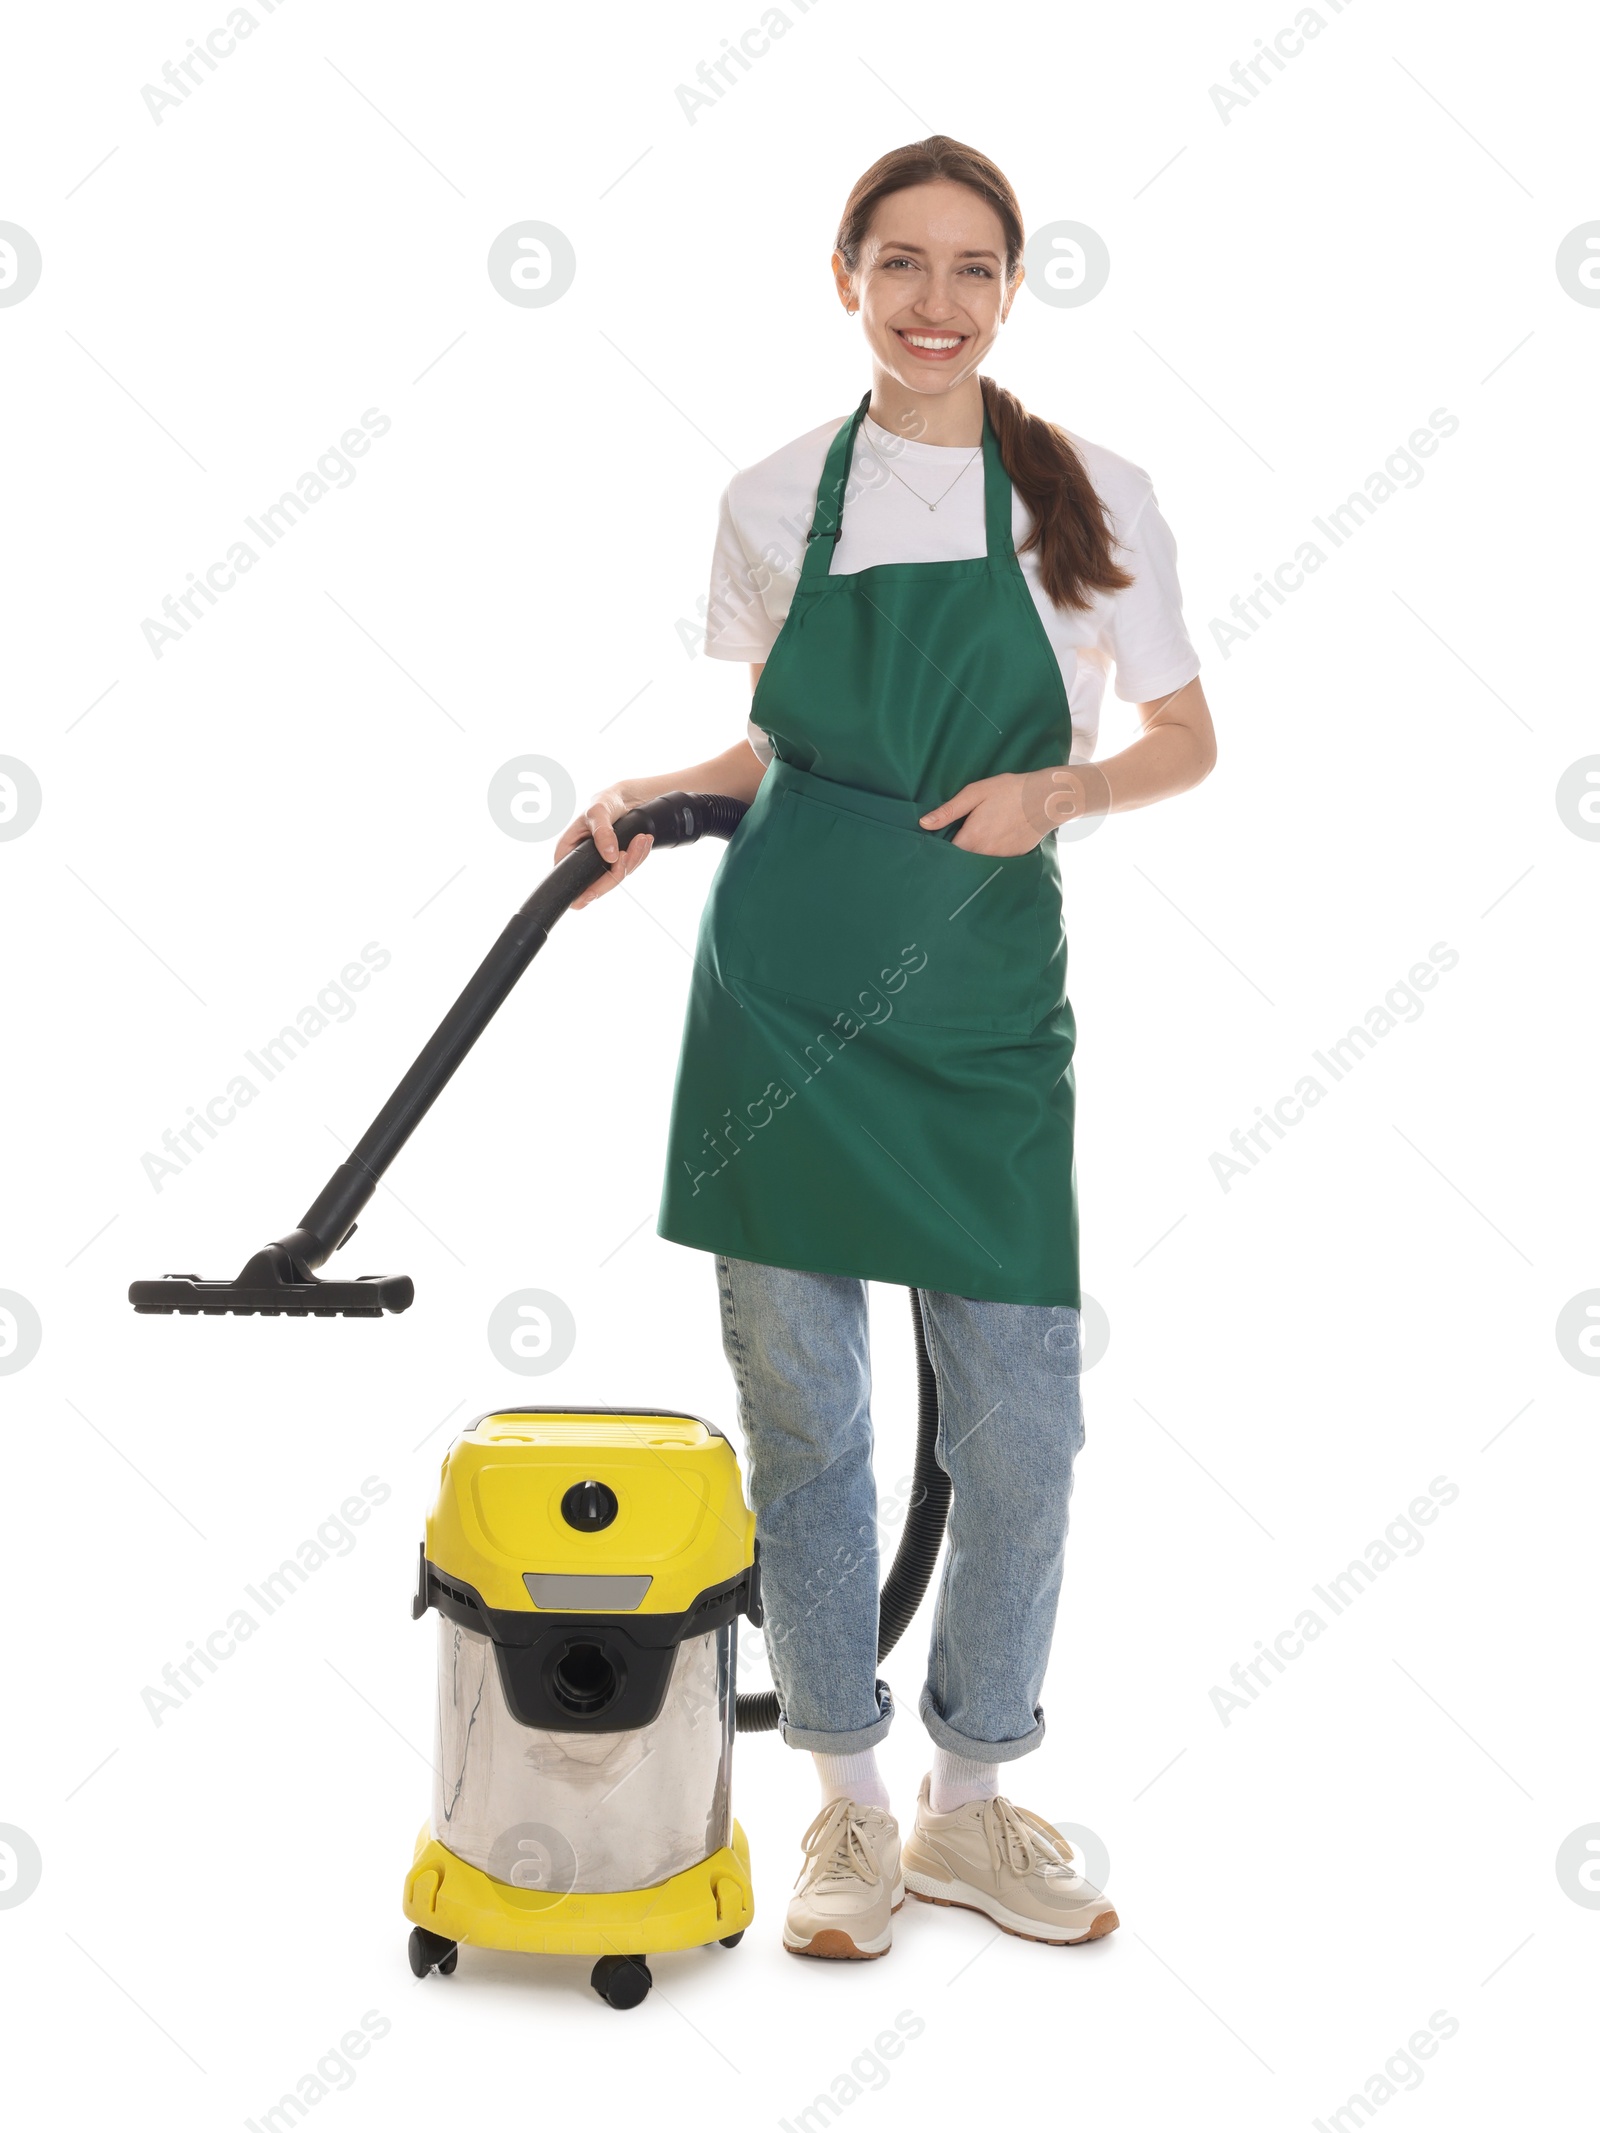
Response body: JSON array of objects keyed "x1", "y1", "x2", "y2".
[{"x1": 979, "y1": 374, "x2": 1133, "y2": 611}]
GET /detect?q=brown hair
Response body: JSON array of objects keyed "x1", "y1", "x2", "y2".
[{"x1": 835, "y1": 136, "x2": 1132, "y2": 613}]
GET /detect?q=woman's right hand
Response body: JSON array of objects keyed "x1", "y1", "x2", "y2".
[{"x1": 554, "y1": 785, "x2": 655, "y2": 910}]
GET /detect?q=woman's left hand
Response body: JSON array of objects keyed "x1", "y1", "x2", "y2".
[{"x1": 919, "y1": 765, "x2": 1108, "y2": 854}]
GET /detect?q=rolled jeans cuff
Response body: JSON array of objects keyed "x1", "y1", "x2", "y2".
[
  {"x1": 918, "y1": 1684, "x2": 1045, "y2": 1763},
  {"x1": 779, "y1": 1677, "x2": 894, "y2": 1753}
]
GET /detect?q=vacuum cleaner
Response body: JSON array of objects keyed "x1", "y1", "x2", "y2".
[{"x1": 130, "y1": 791, "x2": 951, "y2": 2006}]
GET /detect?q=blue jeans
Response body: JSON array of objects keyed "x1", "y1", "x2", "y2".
[{"x1": 714, "y1": 1254, "x2": 1085, "y2": 1762}]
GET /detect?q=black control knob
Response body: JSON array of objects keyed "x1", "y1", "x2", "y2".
[{"x1": 561, "y1": 1479, "x2": 618, "y2": 1532}]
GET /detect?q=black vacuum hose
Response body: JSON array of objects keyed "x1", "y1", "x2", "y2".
[
  {"x1": 580, "y1": 797, "x2": 953, "y2": 1728},
  {"x1": 490, "y1": 789, "x2": 954, "y2": 1734},
  {"x1": 734, "y1": 1288, "x2": 950, "y2": 1734},
  {"x1": 525, "y1": 793, "x2": 954, "y2": 1732}
]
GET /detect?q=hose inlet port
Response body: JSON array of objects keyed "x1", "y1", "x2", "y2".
[{"x1": 550, "y1": 1641, "x2": 622, "y2": 1717}]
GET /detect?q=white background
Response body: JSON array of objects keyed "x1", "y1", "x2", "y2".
[{"x1": 2, "y1": 1, "x2": 1596, "y2": 2126}]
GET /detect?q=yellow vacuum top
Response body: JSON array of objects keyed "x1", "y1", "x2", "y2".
[{"x1": 425, "y1": 1408, "x2": 756, "y2": 1616}]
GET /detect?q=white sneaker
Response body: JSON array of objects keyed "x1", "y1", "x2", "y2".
[
  {"x1": 901, "y1": 1774, "x2": 1119, "y2": 1945},
  {"x1": 782, "y1": 1797, "x2": 904, "y2": 1959}
]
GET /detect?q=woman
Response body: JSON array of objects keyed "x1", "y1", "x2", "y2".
[{"x1": 555, "y1": 136, "x2": 1215, "y2": 1960}]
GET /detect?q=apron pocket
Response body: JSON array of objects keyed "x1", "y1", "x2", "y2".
[{"x1": 724, "y1": 787, "x2": 1054, "y2": 1035}]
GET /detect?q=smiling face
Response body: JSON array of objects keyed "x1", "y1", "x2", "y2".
[{"x1": 834, "y1": 178, "x2": 1020, "y2": 411}]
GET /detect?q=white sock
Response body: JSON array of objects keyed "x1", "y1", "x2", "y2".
[
  {"x1": 929, "y1": 1748, "x2": 1001, "y2": 1814},
  {"x1": 812, "y1": 1749, "x2": 891, "y2": 1811}
]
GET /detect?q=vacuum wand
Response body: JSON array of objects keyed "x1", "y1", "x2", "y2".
[{"x1": 130, "y1": 790, "x2": 749, "y2": 1316}]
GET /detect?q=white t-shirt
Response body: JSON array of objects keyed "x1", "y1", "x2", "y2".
[{"x1": 704, "y1": 412, "x2": 1200, "y2": 767}]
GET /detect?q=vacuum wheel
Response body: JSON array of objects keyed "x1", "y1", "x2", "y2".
[
  {"x1": 408, "y1": 1927, "x2": 459, "y2": 1977},
  {"x1": 718, "y1": 1932, "x2": 745, "y2": 1948},
  {"x1": 590, "y1": 1954, "x2": 652, "y2": 2009}
]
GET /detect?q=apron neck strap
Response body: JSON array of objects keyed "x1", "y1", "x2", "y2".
[
  {"x1": 980, "y1": 399, "x2": 1014, "y2": 560},
  {"x1": 800, "y1": 389, "x2": 1015, "y2": 579},
  {"x1": 801, "y1": 392, "x2": 872, "y2": 575}
]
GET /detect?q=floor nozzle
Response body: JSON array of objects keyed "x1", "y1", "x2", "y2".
[{"x1": 129, "y1": 1245, "x2": 413, "y2": 1317}]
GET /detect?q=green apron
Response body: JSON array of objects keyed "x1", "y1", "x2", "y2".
[{"x1": 657, "y1": 392, "x2": 1080, "y2": 1308}]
